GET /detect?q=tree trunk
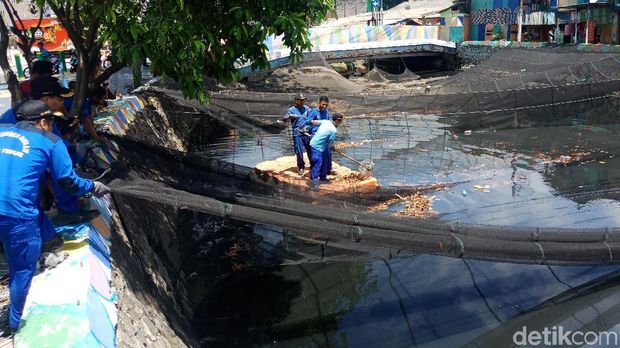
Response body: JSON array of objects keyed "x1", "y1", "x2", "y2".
[
  {"x1": 0, "y1": 14, "x2": 22, "y2": 106},
  {"x1": 70, "y1": 52, "x2": 97, "y2": 118},
  {"x1": 132, "y1": 60, "x2": 142, "y2": 89}
]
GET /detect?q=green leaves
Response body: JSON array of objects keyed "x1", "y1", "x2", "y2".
[{"x1": 43, "y1": 0, "x2": 334, "y2": 103}]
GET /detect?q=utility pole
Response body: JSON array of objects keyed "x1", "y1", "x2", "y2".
[
  {"x1": 517, "y1": 0, "x2": 524, "y2": 42},
  {"x1": 585, "y1": 7, "x2": 590, "y2": 44}
]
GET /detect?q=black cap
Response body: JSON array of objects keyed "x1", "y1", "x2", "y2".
[
  {"x1": 16, "y1": 100, "x2": 54, "y2": 121},
  {"x1": 31, "y1": 76, "x2": 73, "y2": 99},
  {"x1": 295, "y1": 93, "x2": 307, "y2": 100}
]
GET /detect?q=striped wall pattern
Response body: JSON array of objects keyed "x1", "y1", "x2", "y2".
[
  {"x1": 264, "y1": 25, "x2": 447, "y2": 61},
  {"x1": 14, "y1": 196, "x2": 116, "y2": 348}
]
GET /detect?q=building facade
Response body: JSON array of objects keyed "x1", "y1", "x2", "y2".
[
  {"x1": 557, "y1": 0, "x2": 620, "y2": 44},
  {"x1": 469, "y1": 0, "x2": 558, "y2": 41}
]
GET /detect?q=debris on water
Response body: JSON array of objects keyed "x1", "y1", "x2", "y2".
[
  {"x1": 334, "y1": 139, "x2": 382, "y2": 150},
  {"x1": 536, "y1": 151, "x2": 592, "y2": 165},
  {"x1": 394, "y1": 192, "x2": 435, "y2": 219},
  {"x1": 368, "y1": 192, "x2": 435, "y2": 219},
  {"x1": 473, "y1": 185, "x2": 491, "y2": 192},
  {"x1": 335, "y1": 171, "x2": 370, "y2": 183},
  {"x1": 462, "y1": 190, "x2": 467, "y2": 196}
]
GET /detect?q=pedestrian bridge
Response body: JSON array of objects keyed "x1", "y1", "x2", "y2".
[{"x1": 239, "y1": 25, "x2": 456, "y2": 75}]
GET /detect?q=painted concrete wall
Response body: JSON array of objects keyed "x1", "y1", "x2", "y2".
[{"x1": 333, "y1": 0, "x2": 368, "y2": 18}]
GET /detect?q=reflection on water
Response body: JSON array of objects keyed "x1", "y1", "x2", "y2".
[
  {"x1": 196, "y1": 115, "x2": 620, "y2": 228},
  {"x1": 183, "y1": 214, "x2": 620, "y2": 347}
]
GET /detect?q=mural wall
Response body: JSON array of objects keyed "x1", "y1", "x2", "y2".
[{"x1": 264, "y1": 25, "x2": 447, "y2": 61}]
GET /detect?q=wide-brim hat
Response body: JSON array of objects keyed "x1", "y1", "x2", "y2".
[{"x1": 31, "y1": 76, "x2": 74, "y2": 99}]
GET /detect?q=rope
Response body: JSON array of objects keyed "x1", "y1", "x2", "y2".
[
  {"x1": 604, "y1": 241, "x2": 613, "y2": 264},
  {"x1": 450, "y1": 233, "x2": 465, "y2": 258},
  {"x1": 533, "y1": 242, "x2": 546, "y2": 264},
  {"x1": 440, "y1": 93, "x2": 613, "y2": 116}
]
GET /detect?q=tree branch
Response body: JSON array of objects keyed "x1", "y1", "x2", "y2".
[
  {"x1": 94, "y1": 62, "x2": 126, "y2": 85},
  {"x1": 47, "y1": 1, "x2": 84, "y2": 52},
  {"x1": 31, "y1": 8, "x2": 44, "y2": 44},
  {"x1": 85, "y1": 14, "x2": 99, "y2": 51},
  {"x1": 0, "y1": 12, "x2": 22, "y2": 105}
]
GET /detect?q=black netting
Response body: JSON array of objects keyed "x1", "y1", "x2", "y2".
[
  {"x1": 108, "y1": 47, "x2": 620, "y2": 267},
  {"x1": 163, "y1": 48, "x2": 620, "y2": 131},
  {"x1": 108, "y1": 132, "x2": 620, "y2": 266}
]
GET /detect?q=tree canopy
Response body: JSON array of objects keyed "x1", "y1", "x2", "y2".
[{"x1": 38, "y1": 0, "x2": 334, "y2": 105}]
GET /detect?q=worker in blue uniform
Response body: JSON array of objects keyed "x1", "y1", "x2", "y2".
[
  {"x1": 0, "y1": 100, "x2": 111, "y2": 333},
  {"x1": 308, "y1": 113, "x2": 343, "y2": 189},
  {"x1": 283, "y1": 94, "x2": 311, "y2": 175},
  {"x1": 1, "y1": 78, "x2": 77, "y2": 245},
  {"x1": 29, "y1": 76, "x2": 95, "y2": 220},
  {"x1": 307, "y1": 96, "x2": 334, "y2": 175}
]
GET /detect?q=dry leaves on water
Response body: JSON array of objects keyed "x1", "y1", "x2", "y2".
[
  {"x1": 334, "y1": 171, "x2": 370, "y2": 183},
  {"x1": 369, "y1": 192, "x2": 435, "y2": 219},
  {"x1": 334, "y1": 139, "x2": 376, "y2": 150},
  {"x1": 535, "y1": 151, "x2": 592, "y2": 165}
]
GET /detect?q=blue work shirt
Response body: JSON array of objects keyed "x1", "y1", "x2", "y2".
[
  {"x1": 307, "y1": 108, "x2": 330, "y2": 135},
  {"x1": 309, "y1": 120, "x2": 337, "y2": 153},
  {"x1": 0, "y1": 99, "x2": 34, "y2": 125},
  {"x1": 0, "y1": 108, "x2": 16, "y2": 124},
  {"x1": 284, "y1": 105, "x2": 310, "y2": 136},
  {"x1": 0, "y1": 121, "x2": 94, "y2": 220},
  {"x1": 64, "y1": 97, "x2": 93, "y2": 119}
]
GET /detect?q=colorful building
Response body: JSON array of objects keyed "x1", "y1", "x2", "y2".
[
  {"x1": 470, "y1": 0, "x2": 558, "y2": 42},
  {"x1": 557, "y1": 0, "x2": 620, "y2": 44},
  {"x1": 439, "y1": 6, "x2": 471, "y2": 43}
]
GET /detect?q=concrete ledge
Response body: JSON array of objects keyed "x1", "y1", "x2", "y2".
[
  {"x1": 577, "y1": 43, "x2": 620, "y2": 53},
  {"x1": 461, "y1": 40, "x2": 557, "y2": 49}
]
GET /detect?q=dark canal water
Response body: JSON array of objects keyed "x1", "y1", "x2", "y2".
[
  {"x1": 198, "y1": 115, "x2": 620, "y2": 228},
  {"x1": 187, "y1": 115, "x2": 620, "y2": 347}
]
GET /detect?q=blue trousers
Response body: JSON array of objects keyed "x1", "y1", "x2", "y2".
[
  {"x1": 323, "y1": 147, "x2": 332, "y2": 173},
  {"x1": 0, "y1": 216, "x2": 42, "y2": 330},
  {"x1": 38, "y1": 209, "x2": 57, "y2": 243},
  {"x1": 293, "y1": 135, "x2": 311, "y2": 170},
  {"x1": 310, "y1": 147, "x2": 329, "y2": 184},
  {"x1": 51, "y1": 179, "x2": 80, "y2": 213}
]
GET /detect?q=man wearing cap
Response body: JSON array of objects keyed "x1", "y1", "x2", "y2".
[
  {"x1": 0, "y1": 100, "x2": 110, "y2": 333},
  {"x1": 283, "y1": 94, "x2": 311, "y2": 175},
  {"x1": 308, "y1": 113, "x2": 344, "y2": 189},
  {"x1": 0, "y1": 75, "x2": 68, "y2": 125},
  {"x1": 30, "y1": 76, "x2": 73, "y2": 114},
  {"x1": 29, "y1": 76, "x2": 93, "y2": 219}
]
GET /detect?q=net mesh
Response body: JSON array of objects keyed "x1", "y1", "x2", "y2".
[
  {"x1": 109, "y1": 131, "x2": 620, "y2": 266},
  {"x1": 108, "y1": 47, "x2": 620, "y2": 266},
  {"x1": 190, "y1": 48, "x2": 620, "y2": 131}
]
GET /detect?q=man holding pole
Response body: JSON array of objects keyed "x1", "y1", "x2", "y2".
[{"x1": 283, "y1": 94, "x2": 311, "y2": 175}]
